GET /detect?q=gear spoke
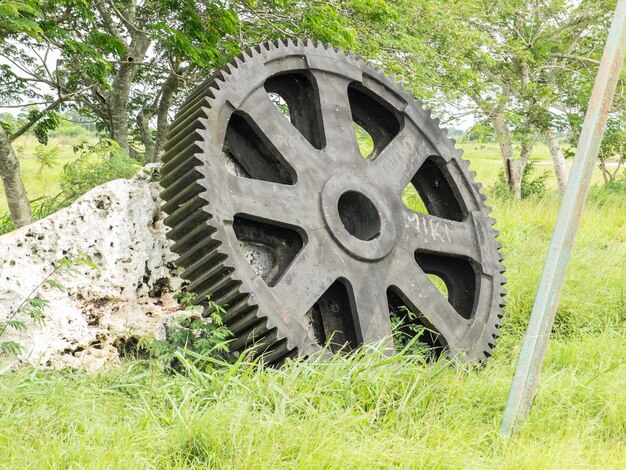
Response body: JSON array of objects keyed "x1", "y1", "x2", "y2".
[
  {"x1": 224, "y1": 175, "x2": 315, "y2": 229},
  {"x1": 349, "y1": 277, "x2": 394, "y2": 355},
  {"x1": 391, "y1": 256, "x2": 469, "y2": 355},
  {"x1": 310, "y1": 70, "x2": 361, "y2": 160},
  {"x1": 270, "y1": 240, "x2": 339, "y2": 318},
  {"x1": 398, "y1": 209, "x2": 481, "y2": 264},
  {"x1": 239, "y1": 87, "x2": 317, "y2": 172},
  {"x1": 370, "y1": 121, "x2": 434, "y2": 192}
]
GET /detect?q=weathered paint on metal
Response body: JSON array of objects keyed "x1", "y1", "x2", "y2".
[{"x1": 501, "y1": 0, "x2": 626, "y2": 437}]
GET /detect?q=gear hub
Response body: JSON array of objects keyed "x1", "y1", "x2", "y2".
[{"x1": 159, "y1": 40, "x2": 506, "y2": 364}]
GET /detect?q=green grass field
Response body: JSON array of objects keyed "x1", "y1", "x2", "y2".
[{"x1": 0, "y1": 138, "x2": 625, "y2": 468}]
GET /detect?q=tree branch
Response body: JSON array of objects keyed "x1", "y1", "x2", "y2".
[
  {"x1": 552, "y1": 53, "x2": 600, "y2": 65},
  {"x1": 9, "y1": 88, "x2": 91, "y2": 142}
]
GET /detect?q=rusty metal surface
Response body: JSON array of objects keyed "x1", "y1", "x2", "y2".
[
  {"x1": 501, "y1": 0, "x2": 626, "y2": 437},
  {"x1": 159, "y1": 40, "x2": 506, "y2": 364}
]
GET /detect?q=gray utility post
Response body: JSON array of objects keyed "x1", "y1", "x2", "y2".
[{"x1": 501, "y1": 0, "x2": 626, "y2": 437}]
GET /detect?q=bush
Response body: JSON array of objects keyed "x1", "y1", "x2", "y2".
[
  {"x1": 49, "y1": 119, "x2": 92, "y2": 139},
  {"x1": 146, "y1": 292, "x2": 234, "y2": 371},
  {"x1": 587, "y1": 175, "x2": 626, "y2": 206},
  {"x1": 59, "y1": 139, "x2": 139, "y2": 202},
  {"x1": 491, "y1": 160, "x2": 549, "y2": 199},
  {"x1": 0, "y1": 139, "x2": 139, "y2": 235},
  {"x1": 34, "y1": 145, "x2": 60, "y2": 172}
]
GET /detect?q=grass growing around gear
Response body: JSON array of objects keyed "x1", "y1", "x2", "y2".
[
  {"x1": 0, "y1": 142, "x2": 625, "y2": 467},
  {"x1": 1, "y1": 334, "x2": 625, "y2": 468}
]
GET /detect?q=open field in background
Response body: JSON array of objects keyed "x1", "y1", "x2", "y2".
[
  {"x1": 0, "y1": 136, "x2": 625, "y2": 467},
  {"x1": 0, "y1": 135, "x2": 97, "y2": 213},
  {"x1": 461, "y1": 142, "x2": 612, "y2": 190}
]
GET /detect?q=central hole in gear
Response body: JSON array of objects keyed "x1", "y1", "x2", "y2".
[{"x1": 337, "y1": 191, "x2": 381, "y2": 241}]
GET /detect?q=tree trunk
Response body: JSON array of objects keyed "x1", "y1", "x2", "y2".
[
  {"x1": 107, "y1": 35, "x2": 150, "y2": 153},
  {"x1": 0, "y1": 127, "x2": 32, "y2": 228},
  {"x1": 150, "y1": 74, "x2": 180, "y2": 163},
  {"x1": 598, "y1": 160, "x2": 612, "y2": 182},
  {"x1": 491, "y1": 110, "x2": 516, "y2": 193},
  {"x1": 138, "y1": 73, "x2": 182, "y2": 163},
  {"x1": 511, "y1": 140, "x2": 533, "y2": 200},
  {"x1": 136, "y1": 109, "x2": 156, "y2": 162},
  {"x1": 545, "y1": 128, "x2": 568, "y2": 194}
]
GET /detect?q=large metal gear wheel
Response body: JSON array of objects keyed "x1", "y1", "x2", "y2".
[{"x1": 159, "y1": 40, "x2": 506, "y2": 364}]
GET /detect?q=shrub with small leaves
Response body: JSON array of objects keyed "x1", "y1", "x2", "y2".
[
  {"x1": 390, "y1": 305, "x2": 430, "y2": 355},
  {"x1": 491, "y1": 160, "x2": 549, "y2": 200},
  {"x1": 34, "y1": 144, "x2": 60, "y2": 172},
  {"x1": 146, "y1": 292, "x2": 234, "y2": 371},
  {"x1": 0, "y1": 255, "x2": 97, "y2": 360},
  {"x1": 1, "y1": 139, "x2": 140, "y2": 235},
  {"x1": 59, "y1": 139, "x2": 139, "y2": 203}
]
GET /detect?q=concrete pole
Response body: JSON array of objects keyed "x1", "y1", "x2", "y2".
[{"x1": 501, "y1": 0, "x2": 626, "y2": 437}]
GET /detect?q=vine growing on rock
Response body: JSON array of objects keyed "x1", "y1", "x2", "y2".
[{"x1": 0, "y1": 254, "x2": 97, "y2": 361}]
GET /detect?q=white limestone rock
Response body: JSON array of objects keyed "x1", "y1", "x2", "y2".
[{"x1": 0, "y1": 172, "x2": 186, "y2": 371}]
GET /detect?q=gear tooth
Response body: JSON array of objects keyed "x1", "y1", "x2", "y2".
[
  {"x1": 397, "y1": 80, "x2": 413, "y2": 100},
  {"x1": 304, "y1": 38, "x2": 313, "y2": 47},
  {"x1": 296, "y1": 38, "x2": 305, "y2": 47}
]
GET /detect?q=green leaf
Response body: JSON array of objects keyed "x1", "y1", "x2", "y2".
[
  {"x1": 26, "y1": 298, "x2": 49, "y2": 309},
  {"x1": 5, "y1": 320, "x2": 27, "y2": 332},
  {"x1": 0, "y1": 341, "x2": 23, "y2": 356},
  {"x1": 46, "y1": 279, "x2": 66, "y2": 292}
]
